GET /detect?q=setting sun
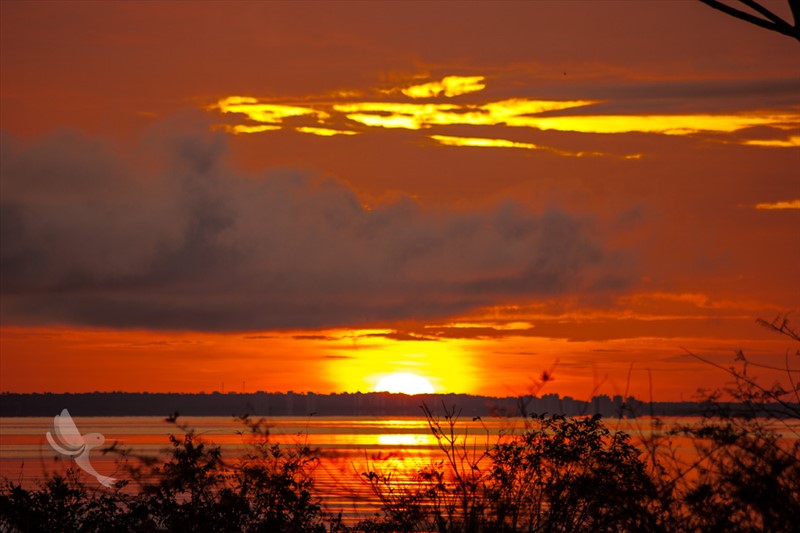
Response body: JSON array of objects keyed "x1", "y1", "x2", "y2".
[{"x1": 375, "y1": 373, "x2": 435, "y2": 395}]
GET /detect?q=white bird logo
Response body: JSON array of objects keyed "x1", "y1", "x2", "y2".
[{"x1": 46, "y1": 409, "x2": 116, "y2": 488}]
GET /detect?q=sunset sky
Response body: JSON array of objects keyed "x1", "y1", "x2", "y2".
[{"x1": 1, "y1": 1, "x2": 798, "y2": 401}]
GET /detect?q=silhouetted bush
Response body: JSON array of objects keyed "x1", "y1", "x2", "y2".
[
  {"x1": 0, "y1": 416, "x2": 328, "y2": 532},
  {"x1": 358, "y1": 408, "x2": 668, "y2": 533},
  {"x1": 653, "y1": 315, "x2": 800, "y2": 532},
  {"x1": 485, "y1": 414, "x2": 667, "y2": 532}
]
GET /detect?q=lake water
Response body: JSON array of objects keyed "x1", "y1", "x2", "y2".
[
  {"x1": 1, "y1": 415, "x2": 507, "y2": 521},
  {"x1": 2, "y1": 415, "x2": 797, "y2": 523}
]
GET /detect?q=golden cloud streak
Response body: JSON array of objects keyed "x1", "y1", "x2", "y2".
[
  {"x1": 743, "y1": 135, "x2": 800, "y2": 147},
  {"x1": 401, "y1": 75, "x2": 486, "y2": 98},
  {"x1": 208, "y1": 78, "x2": 800, "y2": 150},
  {"x1": 431, "y1": 135, "x2": 539, "y2": 149},
  {"x1": 754, "y1": 199, "x2": 800, "y2": 210},
  {"x1": 481, "y1": 98, "x2": 597, "y2": 116},
  {"x1": 334, "y1": 99, "x2": 596, "y2": 130},
  {"x1": 525, "y1": 113, "x2": 800, "y2": 135},
  {"x1": 214, "y1": 96, "x2": 326, "y2": 124},
  {"x1": 431, "y1": 134, "x2": 640, "y2": 159},
  {"x1": 296, "y1": 126, "x2": 359, "y2": 137},
  {"x1": 333, "y1": 102, "x2": 796, "y2": 135},
  {"x1": 221, "y1": 124, "x2": 282, "y2": 134},
  {"x1": 342, "y1": 112, "x2": 423, "y2": 129}
]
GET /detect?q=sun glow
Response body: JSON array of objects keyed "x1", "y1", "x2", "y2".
[{"x1": 375, "y1": 372, "x2": 435, "y2": 395}]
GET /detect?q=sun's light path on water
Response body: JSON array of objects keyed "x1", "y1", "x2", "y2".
[{"x1": 374, "y1": 372, "x2": 435, "y2": 395}]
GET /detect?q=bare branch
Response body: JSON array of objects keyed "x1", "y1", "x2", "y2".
[
  {"x1": 792, "y1": 0, "x2": 800, "y2": 25},
  {"x1": 698, "y1": 0, "x2": 800, "y2": 42},
  {"x1": 756, "y1": 314, "x2": 800, "y2": 342},
  {"x1": 740, "y1": 0, "x2": 795, "y2": 29}
]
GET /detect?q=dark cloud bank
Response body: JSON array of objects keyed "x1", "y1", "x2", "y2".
[{"x1": 0, "y1": 126, "x2": 630, "y2": 331}]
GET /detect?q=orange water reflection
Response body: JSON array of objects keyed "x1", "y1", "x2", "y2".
[{"x1": 3, "y1": 416, "x2": 798, "y2": 522}]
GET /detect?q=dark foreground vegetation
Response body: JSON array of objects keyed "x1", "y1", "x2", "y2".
[{"x1": 2, "y1": 317, "x2": 798, "y2": 532}]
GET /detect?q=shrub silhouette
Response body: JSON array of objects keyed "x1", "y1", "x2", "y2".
[
  {"x1": 0, "y1": 470, "x2": 124, "y2": 532},
  {"x1": 485, "y1": 414, "x2": 666, "y2": 533},
  {"x1": 655, "y1": 315, "x2": 800, "y2": 532},
  {"x1": 0, "y1": 416, "x2": 328, "y2": 532},
  {"x1": 359, "y1": 409, "x2": 667, "y2": 533}
]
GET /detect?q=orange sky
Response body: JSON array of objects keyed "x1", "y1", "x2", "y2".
[{"x1": 1, "y1": 1, "x2": 798, "y2": 401}]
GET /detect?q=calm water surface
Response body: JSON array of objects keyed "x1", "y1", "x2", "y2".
[
  {"x1": 2, "y1": 415, "x2": 796, "y2": 521},
  {"x1": 1, "y1": 415, "x2": 509, "y2": 519}
]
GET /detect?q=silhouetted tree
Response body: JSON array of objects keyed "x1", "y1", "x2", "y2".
[{"x1": 698, "y1": 0, "x2": 800, "y2": 42}]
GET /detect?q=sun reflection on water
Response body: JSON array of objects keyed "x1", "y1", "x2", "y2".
[{"x1": 376, "y1": 433, "x2": 436, "y2": 447}]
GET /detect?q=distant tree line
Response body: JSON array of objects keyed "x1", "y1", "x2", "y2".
[{"x1": 2, "y1": 390, "x2": 791, "y2": 419}]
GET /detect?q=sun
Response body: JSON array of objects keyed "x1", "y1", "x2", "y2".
[{"x1": 374, "y1": 372, "x2": 435, "y2": 395}]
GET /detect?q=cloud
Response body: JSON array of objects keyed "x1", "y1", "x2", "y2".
[
  {"x1": 400, "y1": 75, "x2": 486, "y2": 98},
  {"x1": 0, "y1": 125, "x2": 628, "y2": 331},
  {"x1": 430, "y1": 134, "x2": 641, "y2": 159},
  {"x1": 754, "y1": 199, "x2": 800, "y2": 210},
  {"x1": 210, "y1": 74, "x2": 800, "y2": 147},
  {"x1": 581, "y1": 78, "x2": 800, "y2": 113},
  {"x1": 743, "y1": 136, "x2": 800, "y2": 148}
]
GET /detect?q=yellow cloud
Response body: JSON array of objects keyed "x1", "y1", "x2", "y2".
[
  {"x1": 479, "y1": 98, "x2": 596, "y2": 117},
  {"x1": 334, "y1": 100, "x2": 793, "y2": 136},
  {"x1": 430, "y1": 134, "x2": 639, "y2": 159},
  {"x1": 401, "y1": 75, "x2": 486, "y2": 98},
  {"x1": 220, "y1": 124, "x2": 282, "y2": 134},
  {"x1": 335, "y1": 99, "x2": 596, "y2": 130},
  {"x1": 335, "y1": 102, "x2": 462, "y2": 129},
  {"x1": 334, "y1": 97, "x2": 797, "y2": 136},
  {"x1": 755, "y1": 199, "x2": 800, "y2": 210},
  {"x1": 743, "y1": 135, "x2": 800, "y2": 147},
  {"x1": 208, "y1": 80, "x2": 800, "y2": 145},
  {"x1": 296, "y1": 126, "x2": 359, "y2": 137},
  {"x1": 214, "y1": 96, "x2": 325, "y2": 124},
  {"x1": 523, "y1": 113, "x2": 800, "y2": 135},
  {"x1": 431, "y1": 134, "x2": 540, "y2": 150}
]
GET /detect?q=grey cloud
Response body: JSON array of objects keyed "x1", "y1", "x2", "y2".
[
  {"x1": 0, "y1": 127, "x2": 630, "y2": 331},
  {"x1": 540, "y1": 77, "x2": 800, "y2": 116}
]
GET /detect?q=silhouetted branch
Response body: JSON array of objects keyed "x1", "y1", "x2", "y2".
[
  {"x1": 698, "y1": 0, "x2": 800, "y2": 42},
  {"x1": 757, "y1": 313, "x2": 800, "y2": 343},
  {"x1": 741, "y1": 0, "x2": 794, "y2": 27}
]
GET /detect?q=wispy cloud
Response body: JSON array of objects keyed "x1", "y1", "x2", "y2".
[
  {"x1": 430, "y1": 134, "x2": 641, "y2": 159},
  {"x1": 220, "y1": 124, "x2": 281, "y2": 134},
  {"x1": 295, "y1": 126, "x2": 358, "y2": 137},
  {"x1": 743, "y1": 135, "x2": 800, "y2": 147},
  {"x1": 754, "y1": 199, "x2": 800, "y2": 210}
]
